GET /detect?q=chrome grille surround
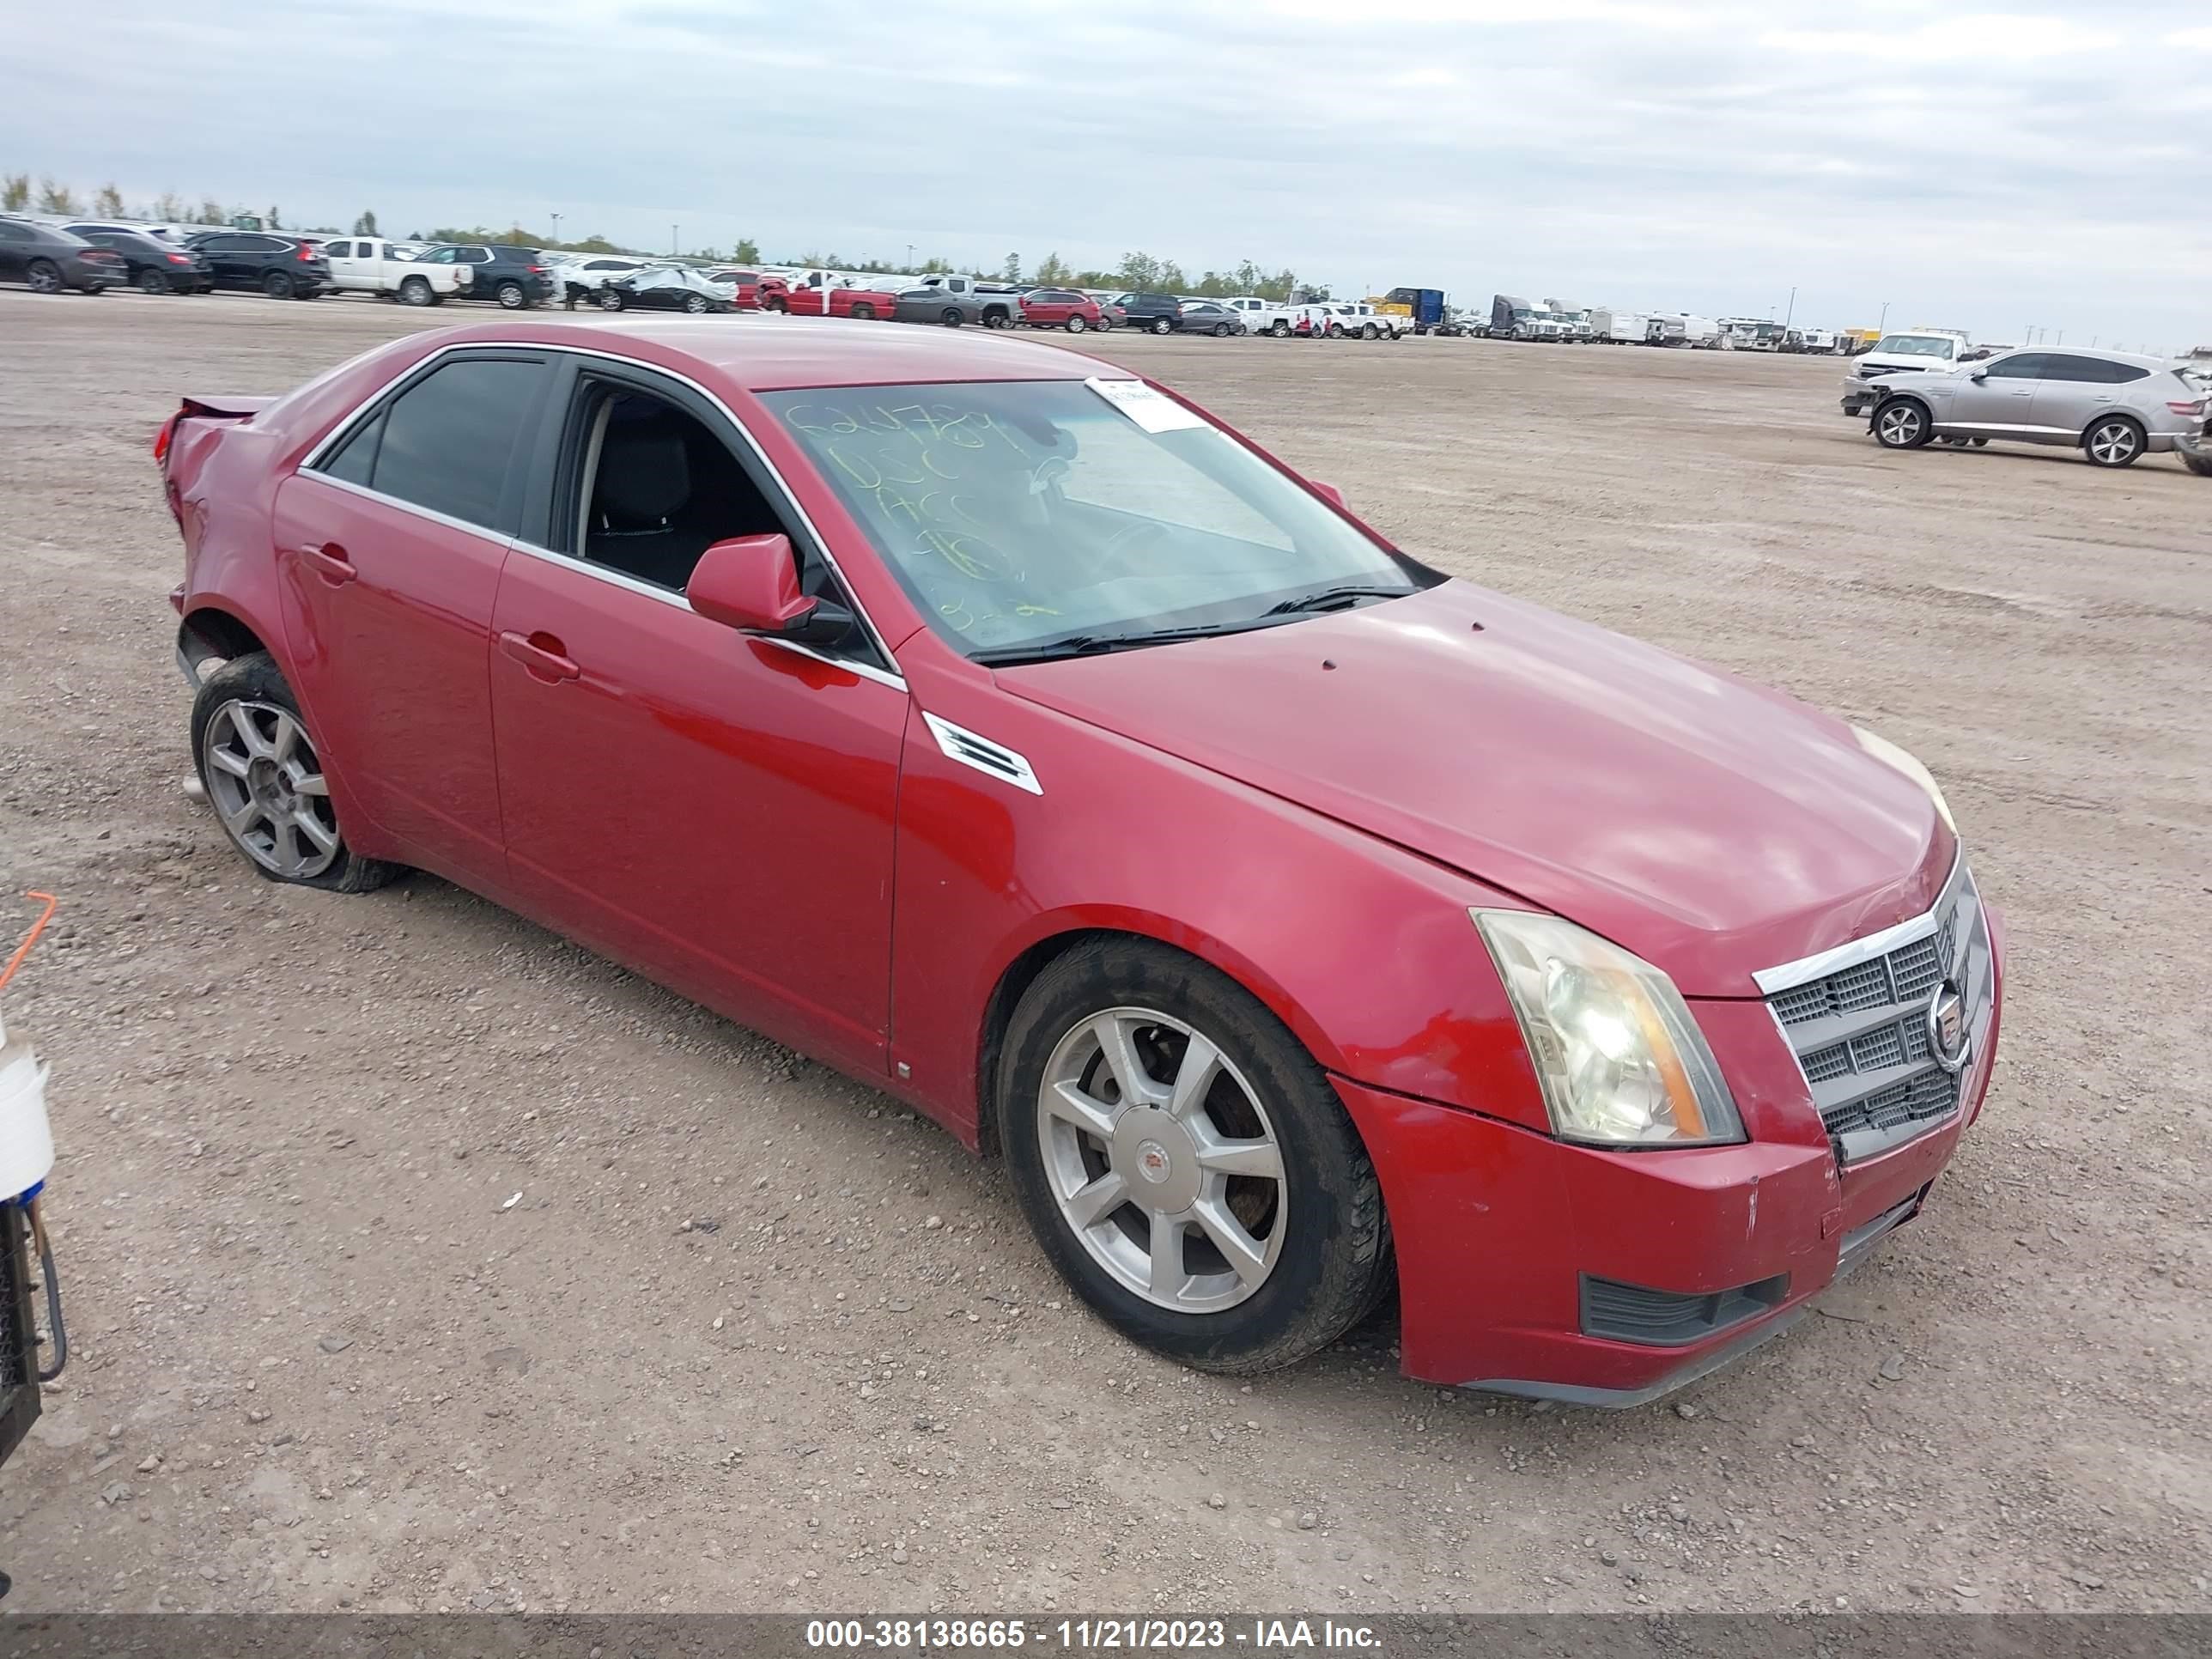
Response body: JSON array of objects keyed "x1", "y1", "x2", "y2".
[{"x1": 1754, "y1": 853, "x2": 1993, "y2": 1165}]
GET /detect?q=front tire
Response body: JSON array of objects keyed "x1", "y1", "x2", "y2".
[
  {"x1": 852, "y1": 301, "x2": 878, "y2": 319},
  {"x1": 1873, "y1": 398, "x2": 1933, "y2": 449},
  {"x1": 25, "y1": 259, "x2": 62, "y2": 295},
  {"x1": 596, "y1": 287, "x2": 627, "y2": 312},
  {"x1": 2083, "y1": 416, "x2": 2145, "y2": 468},
  {"x1": 940, "y1": 307, "x2": 963, "y2": 327},
  {"x1": 998, "y1": 939, "x2": 1392, "y2": 1375},
  {"x1": 190, "y1": 653, "x2": 403, "y2": 894}
]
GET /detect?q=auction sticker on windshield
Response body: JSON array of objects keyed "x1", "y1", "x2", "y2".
[{"x1": 1085, "y1": 377, "x2": 1206, "y2": 433}]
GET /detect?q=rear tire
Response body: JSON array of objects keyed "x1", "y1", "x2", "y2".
[
  {"x1": 852, "y1": 301, "x2": 877, "y2": 319},
  {"x1": 1212, "y1": 322, "x2": 1231, "y2": 337},
  {"x1": 496, "y1": 279, "x2": 528, "y2": 309},
  {"x1": 997, "y1": 939, "x2": 1392, "y2": 1376},
  {"x1": 190, "y1": 653, "x2": 404, "y2": 895},
  {"x1": 262, "y1": 270, "x2": 294, "y2": 300},
  {"x1": 397, "y1": 275, "x2": 434, "y2": 307},
  {"x1": 1149, "y1": 316, "x2": 1172, "y2": 335},
  {"x1": 1271, "y1": 319, "x2": 1290, "y2": 337},
  {"x1": 2083, "y1": 416, "x2": 2145, "y2": 468},
  {"x1": 682, "y1": 293, "x2": 709, "y2": 313},
  {"x1": 1873, "y1": 398, "x2": 1933, "y2": 449},
  {"x1": 1065, "y1": 314, "x2": 1088, "y2": 333},
  {"x1": 138, "y1": 268, "x2": 173, "y2": 295}
]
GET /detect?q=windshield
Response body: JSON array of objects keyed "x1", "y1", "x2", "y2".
[
  {"x1": 1873, "y1": 334, "x2": 1956, "y2": 358},
  {"x1": 760, "y1": 380, "x2": 1421, "y2": 659}
]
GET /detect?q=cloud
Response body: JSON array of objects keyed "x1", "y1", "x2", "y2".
[{"x1": 2, "y1": 0, "x2": 2205, "y2": 348}]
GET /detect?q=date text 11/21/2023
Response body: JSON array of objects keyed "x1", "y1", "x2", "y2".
[{"x1": 803, "y1": 1620, "x2": 1384, "y2": 1652}]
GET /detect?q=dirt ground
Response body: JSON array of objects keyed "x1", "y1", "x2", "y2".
[{"x1": 0, "y1": 290, "x2": 2205, "y2": 1616}]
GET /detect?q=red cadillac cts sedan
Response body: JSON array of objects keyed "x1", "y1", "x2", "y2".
[{"x1": 158, "y1": 319, "x2": 2002, "y2": 1404}]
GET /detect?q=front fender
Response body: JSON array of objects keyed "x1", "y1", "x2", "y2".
[{"x1": 884, "y1": 664, "x2": 1553, "y2": 1146}]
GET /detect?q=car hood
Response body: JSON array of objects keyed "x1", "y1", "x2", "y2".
[{"x1": 994, "y1": 581, "x2": 1953, "y2": 994}]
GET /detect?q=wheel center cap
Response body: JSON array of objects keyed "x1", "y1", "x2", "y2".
[{"x1": 1111, "y1": 1110, "x2": 1201, "y2": 1214}]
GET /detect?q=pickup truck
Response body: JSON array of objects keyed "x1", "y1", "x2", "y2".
[
  {"x1": 768, "y1": 271, "x2": 896, "y2": 319},
  {"x1": 1222, "y1": 295, "x2": 1297, "y2": 335},
  {"x1": 891, "y1": 274, "x2": 1025, "y2": 328},
  {"x1": 319, "y1": 239, "x2": 473, "y2": 306}
]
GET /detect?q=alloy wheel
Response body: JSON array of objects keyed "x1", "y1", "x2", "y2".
[
  {"x1": 1877, "y1": 404, "x2": 1923, "y2": 446},
  {"x1": 200, "y1": 700, "x2": 343, "y2": 879},
  {"x1": 1036, "y1": 1007, "x2": 1286, "y2": 1314},
  {"x1": 2088, "y1": 421, "x2": 2141, "y2": 465},
  {"x1": 27, "y1": 261, "x2": 61, "y2": 295}
]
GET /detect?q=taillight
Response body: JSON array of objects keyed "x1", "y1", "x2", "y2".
[
  {"x1": 296, "y1": 243, "x2": 313, "y2": 262},
  {"x1": 153, "y1": 414, "x2": 179, "y2": 464},
  {"x1": 528, "y1": 264, "x2": 545, "y2": 274},
  {"x1": 166, "y1": 252, "x2": 191, "y2": 265},
  {"x1": 2168, "y1": 400, "x2": 2205, "y2": 416}
]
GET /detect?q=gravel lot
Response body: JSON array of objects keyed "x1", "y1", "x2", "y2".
[{"x1": 0, "y1": 290, "x2": 2205, "y2": 1615}]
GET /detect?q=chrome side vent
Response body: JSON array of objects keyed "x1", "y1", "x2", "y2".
[{"x1": 922, "y1": 714, "x2": 1042, "y2": 796}]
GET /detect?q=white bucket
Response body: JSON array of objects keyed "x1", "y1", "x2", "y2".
[{"x1": 0, "y1": 1009, "x2": 55, "y2": 1202}]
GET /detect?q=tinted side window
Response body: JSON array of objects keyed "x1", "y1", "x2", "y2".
[
  {"x1": 325, "y1": 241, "x2": 352, "y2": 258},
  {"x1": 2100, "y1": 361, "x2": 2150, "y2": 384},
  {"x1": 2039, "y1": 356, "x2": 2105, "y2": 384},
  {"x1": 0, "y1": 222, "x2": 28, "y2": 243},
  {"x1": 460, "y1": 248, "x2": 492, "y2": 264},
  {"x1": 1984, "y1": 354, "x2": 2046, "y2": 380},
  {"x1": 331, "y1": 358, "x2": 550, "y2": 532}
]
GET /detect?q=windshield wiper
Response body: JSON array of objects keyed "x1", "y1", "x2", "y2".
[
  {"x1": 1261, "y1": 584, "x2": 1414, "y2": 617},
  {"x1": 970, "y1": 622, "x2": 1267, "y2": 666}
]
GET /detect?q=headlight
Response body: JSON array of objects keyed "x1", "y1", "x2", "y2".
[
  {"x1": 1850, "y1": 725, "x2": 1955, "y2": 830},
  {"x1": 1474, "y1": 911, "x2": 1743, "y2": 1147}
]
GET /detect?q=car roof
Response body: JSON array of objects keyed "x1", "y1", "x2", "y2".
[
  {"x1": 1996, "y1": 343, "x2": 2168, "y2": 368},
  {"x1": 426, "y1": 316, "x2": 1113, "y2": 390}
]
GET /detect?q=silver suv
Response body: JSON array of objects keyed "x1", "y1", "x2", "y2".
[{"x1": 1863, "y1": 347, "x2": 2208, "y2": 470}]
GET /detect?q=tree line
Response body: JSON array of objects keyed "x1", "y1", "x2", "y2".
[{"x1": 4, "y1": 171, "x2": 1311, "y2": 298}]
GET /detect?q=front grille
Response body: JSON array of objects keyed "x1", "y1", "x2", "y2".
[
  {"x1": 1759, "y1": 857, "x2": 1991, "y2": 1164},
  {"x1": 1860, "y1": 363, "x2": 1924, "y2": 378}
]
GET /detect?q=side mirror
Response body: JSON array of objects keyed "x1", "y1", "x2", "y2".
[
  {"x1": 1310, "y1": 480, "x2": 1347, "y2": 510},
  {"x1": 689, "y1": 534, "x2": 815, "y2": 633},
  {"x1": 689, "y1": 535, "x2": 857, "y2": 647},
  {"x1": 1969, "y1": 372, "x2": 1988, "y2": 384}
]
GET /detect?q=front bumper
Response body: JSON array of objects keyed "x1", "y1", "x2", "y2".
[
  {"x1": 1334, "y1": 908, "x2": 2004, "y2": 1404},
  {"x1": 1840, "y1": 380, "x2": 1890, "y2": 415}
]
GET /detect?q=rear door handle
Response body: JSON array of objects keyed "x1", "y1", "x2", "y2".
[
  {"x1": 498, "y1": 629, "x2": 581, "y2": 684},
  {"x1": 297, "y1": 542, "x2": 356, "y2": 584}
]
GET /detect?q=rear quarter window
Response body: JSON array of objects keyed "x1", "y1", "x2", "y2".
[{"x1": 313, "y1": 356, "x2": 551, "y2": 533}]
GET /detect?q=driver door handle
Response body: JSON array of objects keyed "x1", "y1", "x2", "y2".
[
  {"x1": 297, "y1": 542, "x2": 356, "y2": 584},
  {"x1": 499, "y1": 629, "x2": 581, "y2": 684}
]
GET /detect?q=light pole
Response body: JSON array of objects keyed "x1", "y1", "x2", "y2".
[
  {"x1": 907, "y1": 242, "x2": 916, "y2": 271},
  {"x1": 1877, "y1": 300, "x2": 1890, "y2": 334},
  {"x1": 1784, "y1": 285, "x2": 1796, "y2": 329},
  {"x1": 550, "y1": 211, "x2": 562, "y2": 246},
  {"x1": 2054, "y1": 329, "x2": 2063, "y2": 346},
  {"x1": 672, "y1": 224, "x2": 679, "y2": 256}
]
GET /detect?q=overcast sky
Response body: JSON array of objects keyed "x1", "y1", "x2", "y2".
[{"x1": 8, "y1": 1, "x2": 2209, "y2": 349}]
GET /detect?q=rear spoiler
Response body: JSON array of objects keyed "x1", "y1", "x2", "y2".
[{"x1": 154, "y1": 394, "x2": 276, "y2": 461}]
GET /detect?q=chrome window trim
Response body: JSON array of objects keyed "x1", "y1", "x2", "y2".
[
  {"x1": 298, "y1": 337, "x2": 905, "y2": 684},
  {"x1": 1751, "y1": 849, "x2": 1964, "y2": 995}
]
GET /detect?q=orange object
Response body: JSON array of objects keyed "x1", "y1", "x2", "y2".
[{"x1": 0, "y1": 892, "x2": 58, "y2": 992}]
